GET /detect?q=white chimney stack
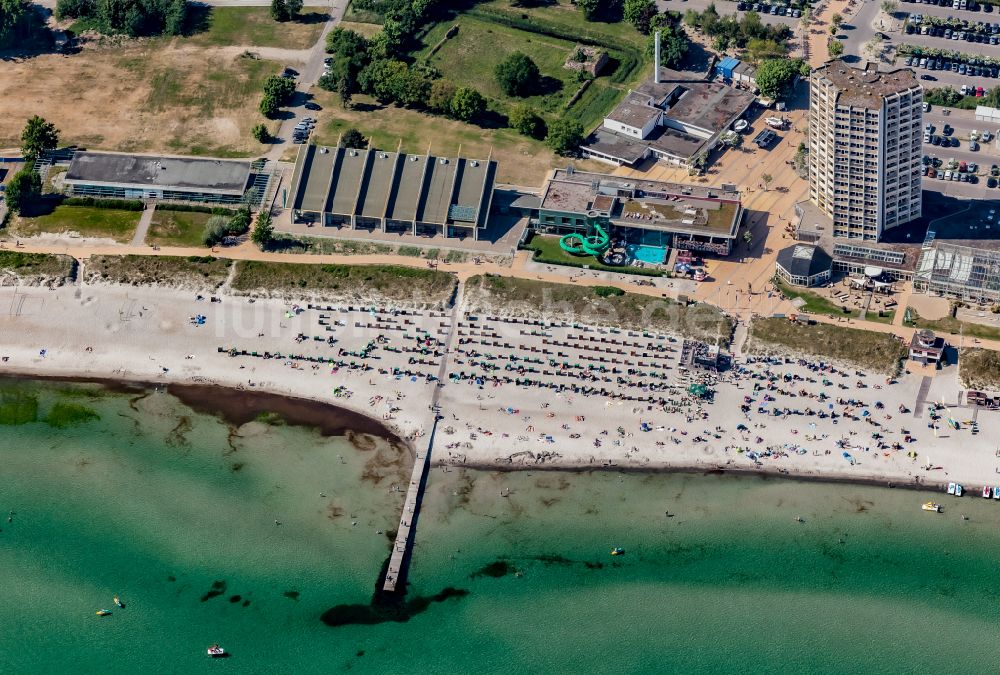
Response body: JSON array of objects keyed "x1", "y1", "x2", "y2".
[{"x1": 654, "y1": 30, "x2": 661, "y2": 84}]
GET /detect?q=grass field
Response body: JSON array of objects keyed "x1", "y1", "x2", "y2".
[
  {"x1": 774, "y1": 278, "x2": 850, "y2": 317},
  {"x1": 0, "y1": 43, "x2": 281, "y2": 158},
  {"x1": 524, "y1": 234, "x2": 663, "y2": 276},
  {"x1": 184, "y1": 7, "x2": 327, "y2": 49},
  {"x1": 904, "y1": 308, "x2": 1000, "y2": 343},
  {"x1": 465, "y1": 275, "x2": 732, "y2": 344},
  {"x1": 747, "y1": 318, "x2": 908, "y2": 374},
  {"x1": 959, "y1": 348, "x2": 1000, "y2": 390},
  {"x1": 416, "y1": 16, "x2": 584, "y2": 117},
  {"x1": 230, "y1": 261, "x2": 456, "y2": 304},
  {"x1": 343, "y1": 0, "x2": 382, "y2": 24},
  {"x1": 310, "y1": 92, "x2": 605, "y2": 185},
  {"x1": 86, "y1": 255, "x2": 233, "y2": 288},
  {"x1": 148, "y1": 210, "x2": 215, "y2": 247},
  {"x1": 13, "y1": 206, "x2": 140, "y2": 242}
]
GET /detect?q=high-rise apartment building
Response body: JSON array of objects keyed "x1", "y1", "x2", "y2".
[{"x1": 808, "y1": 61, "x2": 923, "y2": 241}]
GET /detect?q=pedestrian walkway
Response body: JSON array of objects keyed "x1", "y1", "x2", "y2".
[{"x1": 130, "y1": 204, "x2": 156, "y2": 247}]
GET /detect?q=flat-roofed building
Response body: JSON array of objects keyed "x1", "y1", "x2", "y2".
[
  {"x1": 535, "y1": 169, "x2": 743, "y2": 255},
  {"x1": 808, "y1": 60, "x2": 923, "y2": 241},
  {"x1": 64, "y1": 151, "x2": 256, "y2": 204},
  {"x1": 289, "y1": 145, "x2": 496, "y2": 240}
]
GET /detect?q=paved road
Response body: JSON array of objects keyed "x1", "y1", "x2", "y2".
[{"x1": 265, "y1": 0, "x2": 348, "y2": 162}]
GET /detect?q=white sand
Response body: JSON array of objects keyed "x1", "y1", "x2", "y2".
[{"x1": 1, "y1": 283, "x2": 998, "y2": 495}]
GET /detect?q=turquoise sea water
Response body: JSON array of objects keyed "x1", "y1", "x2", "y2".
[{"x1": 2, "y1": 379, "x2": 1000, "y2": 673}]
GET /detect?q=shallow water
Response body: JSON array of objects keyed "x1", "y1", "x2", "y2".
[{"x1": 2, "y1": 379, "x2": 999, "y2": 672}]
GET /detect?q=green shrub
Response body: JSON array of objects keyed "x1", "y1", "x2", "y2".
[
  {"x1": 594, "y1": 286, "x2": 625, "y2": 298},
  {"x1": 62, "y1": 197, "x2": 144, "y2": 211}
]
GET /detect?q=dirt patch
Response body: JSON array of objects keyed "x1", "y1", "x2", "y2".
[{"x1": 0, "y1": 41, "x2": 279, "y2": 156}]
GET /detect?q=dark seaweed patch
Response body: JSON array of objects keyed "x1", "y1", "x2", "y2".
[
  {"x1": 200, "y1": 580, "x2": 227, "y2": 602},
  {"x1": 242, "y1": 599, "x2": 251, "y2": 607},
  {"x1": 320, "y1": 587, "x2": 468, "y2": 628},
  {"x1": 471, "y1": 560, "x2": 513, "y2": 579},
  {"x1": 230, "y1": 462, "x2": 244, "y2": 472},
  {"x1": 356, "y1": 650, "x2": 365, "y2": 657},
  {"x1": 167, "y1": 575, "x2": 176, "y2": 582},
  {"x1": 46, "y1": 402, "x2": 100, "y2": 428},
  {"x1": 284, "y1": 591, "x2": 300, "y2": 601},
  {"x1": 584, "y1": 561, "x2": 605, "y2": 570},
  {"x1": 229, "y1": 595, "x2": 242, "y2": 603}
]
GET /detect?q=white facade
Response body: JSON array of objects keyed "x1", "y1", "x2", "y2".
[
  {"x1": 808, "y1": 62, "x2": 923, "y2": 241},
  {"x1": 602, "y1": 114, "x2": 659, "y2": 139}
]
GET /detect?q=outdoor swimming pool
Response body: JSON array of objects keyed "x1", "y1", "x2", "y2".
[{"x1": 628, "y1": 244, "x2": 667, "y2": 265}]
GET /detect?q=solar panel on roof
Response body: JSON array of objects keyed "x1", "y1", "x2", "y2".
[{"x1": 448, "y1": 204, "x2": 476, "y2": 222}]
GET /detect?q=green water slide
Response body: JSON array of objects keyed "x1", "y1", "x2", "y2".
[{"x1": 559, "y1": 222, "x2": 611, "y2": 256}]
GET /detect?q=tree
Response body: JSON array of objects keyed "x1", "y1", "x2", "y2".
[
  {"x1": 761, "y1": 173, "x2": 773, "y2": 191},
  {"x1": 798, "y1": 8, "x2": 810, "y2": 31},
  {"x1": 338, "y1": 73, "x2": 354, "y2": 108},
  {"x1": 545, "y1": 118, "x2": 584, "y2": 156},
  {"x1": 745, "y1": 38, "x2": 786, "y2": 63},
  {"x1": 508, "y1": 104, "x2": 546, "y2": 139},
  {"x1": 202, "y1": 215, "x2": 230, "y2": 246},
  {"x1": 427, "y1": 79, "x2": 457, "y2": 114},
  {"x1": 754, "y1": 59, "x2": 800, "y2": 99},
  {"x1": 339, "y1": 128, "x2": 367, "y2": 149},
  {"x1": 285, "y1": 0, "x2": 302, "y2": 19},
  {"x1": 259, "y1": 93, "x2": 279, "y2": 118},
  {"x1": 494, "y1": 52, "x2": 541, "y2": 97},
  {"x1": 450, "y1": 87, "x2": 486, "y2": 122},
  {"x1": 623, "y1": 0, "x2": 656, "y2": 32},
  {"x1": 4, "y1": 168, "x2": 40, "y2": 214},
  {"x1": 251, "y1": 123, "x2": 269, "y2": 143},
  {"x1": 576, "y1": 0, "x2": 622, "y2": 22},
  {"x1": 263, "y1": 74, "x2": 296, "y2": 106},
  {"x1": 646, "y1": 23, "x2": 688, "y2": 68},
  {"x1": 251, "y1": 210, "x2": 274, "y2": 250},
  {"x1": 828, "y1": 39, "x2": 844, "y2": 58},
  {"x1": 880, "y1": 0, "x2": 897, "y2": 16},
  {"x1": 831, "y1": 13, "x2": 844, "y2": 30},
  {"x1": 20, "y1": 116, "x2": 58, "y2": 162},
  {"x1": 270, "y1": 0, "x2": 289, "y2": 21}
]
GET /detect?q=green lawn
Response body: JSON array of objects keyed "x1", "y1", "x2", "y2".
[
  {"x1": 774, "y1": 277, "x2": 850, "y2": 317},
  {"x1": 184, "y1": 7, "x2": 327, "y2": 49},
  {"x1": 524, "y1": 234, "x2": 663, "y2": 277},
  {"x1": 15, "y1": 206, "x2": 140, "y2": 242},
  {"x1": 148, "y1": 210, "x2": 215, "y2": 247},
  {"x1": 416, "y1": 15, "x2": 585, "y2": 116},
  {"x1": 0, "y1": 251, "x2": 75, "y2": 280}
]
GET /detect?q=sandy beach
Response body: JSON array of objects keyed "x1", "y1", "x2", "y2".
[{"x1": 1, "y1": 280, "x2": 998, "y2": 493}]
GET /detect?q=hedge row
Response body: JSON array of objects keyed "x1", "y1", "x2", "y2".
[
  {"x1": 156, "y1": 203, "x2": 238, "y2": 215},
  {"x1": 464, "y1": 6, "x2": 644, "y2": 85},
  {"x1": 529, "y1": 250, "x2": 665, "y2": 277},
  {"x1": 62, "y1": 197, "x2": 144, "y2": 211}
]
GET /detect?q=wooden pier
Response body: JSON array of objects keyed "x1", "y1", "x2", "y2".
[
  {"x1": 383, "y1": 431, "x2": 432, "y2": 593},
  {"x1": 382, "y1": 281, "x2": 463, "y2": 594}
]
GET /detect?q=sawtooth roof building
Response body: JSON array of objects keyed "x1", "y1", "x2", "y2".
[
  {"x1": 64, "y1": 151, "x2": 260, "y2": 204},
  {"x1": 289, "y1": 145, "x2": 496, "y2": 240}
]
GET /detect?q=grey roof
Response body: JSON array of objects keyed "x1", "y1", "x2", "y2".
[
  {"x1": 65, "y1": 151, "x2": 251, "y2": 196},
  {"x1": 417, "y1": 156, "x2": 457, "y2": 224},
  {"x1": 386, "y1": 154, "x2": 426, "y2": 221},
  {"x1": 776, "y1": 244, "x2": 833, "y2": 278},
  {"x1": 813, "y1": 60, "x2": 921, "y2": 109},
  {"x1": 359, "y1": 151, "x2": 398, "y2": 218},
  {"x1": 606, "y1": 92, "x2": 661, "y2": 129},
  {"x1": 329, "y1": 149, "x2": 367, "y2": 215},
  {"x1": 289, "y1": 147, "x2": 496, "y2": 226}
]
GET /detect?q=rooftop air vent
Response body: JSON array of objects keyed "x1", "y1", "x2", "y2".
[
  {"x1": 349, "y1": 150, "x2": 357, "y2": 157},
  {"x1": 471, "y1": 160, "x2": 478, "y2": 167},
  {"x1": 410, "y1": 156, "x2": 418, "y2": 162},
  {"x1": 440, "y1": 158, "x2": 448, "y2": 165}
]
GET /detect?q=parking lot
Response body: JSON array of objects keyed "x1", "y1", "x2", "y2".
[{"x1": 654, "y1": 0, "x2": 800, "y2": 26}]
